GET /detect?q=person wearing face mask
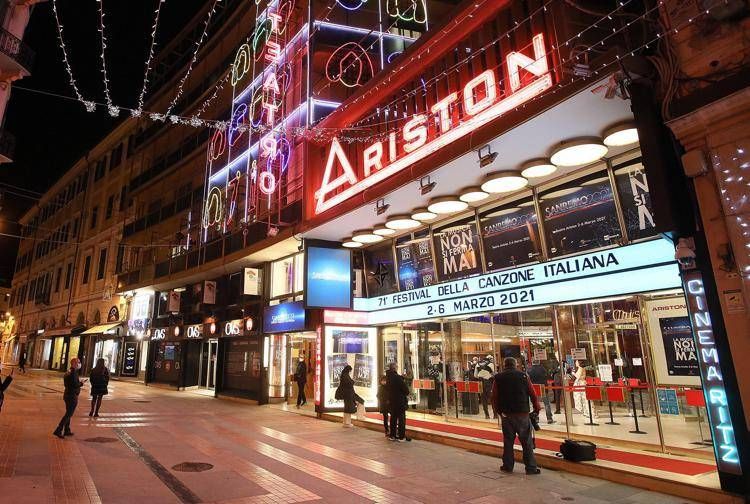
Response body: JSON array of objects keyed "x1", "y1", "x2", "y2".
[
  {"x1": 294, "y1": 354, "x2": 307, "y2": 408},
  {"x1": 53, "y1": 358, "x2": 87, "y2": 439}
]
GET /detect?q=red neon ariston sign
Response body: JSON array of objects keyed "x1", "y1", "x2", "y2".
[{"x1": 315, "y1": 33, "x2": 553, "y2": 215}]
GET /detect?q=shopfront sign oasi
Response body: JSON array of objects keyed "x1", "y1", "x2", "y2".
[
  {"x1": 221, "y1": 318, "x2": 253, "y2": 337},
  {"x1": 353, "y1": 240, "x2": 682, "y2": 324},
  {"x1": 313, "y1": 33, "x2": 553, "y2": 215},
  {"x1": 185, "y1": 324, "x2": 203, "y2": 339}
]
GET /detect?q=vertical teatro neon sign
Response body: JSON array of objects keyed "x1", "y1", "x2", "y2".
[{"x1": 683, "y1": 270, "x2": 742, "y2": 475}]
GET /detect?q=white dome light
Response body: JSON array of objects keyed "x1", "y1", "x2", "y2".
[
  {"x1": 385, "y1": 215, "x2": 421, "y2": 230},
  {"x1": 459, "y1": 186, "x2": 490, "y2": 203},
  {"x1": 373, "y1": 225, "x2": 396, "y2": 236},
  {"x1": 520, "y1": 158, "x2": 557, "y2": 179},
  {"x1": 427, "y1": 196, "x2": 469, "y2": 215},
  {"x1": 411, "y1": 208, "x2": 437, "y2": 222},
  {"x1": 342, "y1": 240, "x2": 363, "y2": 248},
  {"x1": 352, "y1": 230, "x2": 384, "y2": 243},
  {"x1": 550, "y1": 137, "x2": 608, "y2": 167},
  {"x1": 603, "y1": 122, "x2": 639, "y2": 147},
  {"x1": 481, "y1": 171, "x2": 529, "y2": 194}
]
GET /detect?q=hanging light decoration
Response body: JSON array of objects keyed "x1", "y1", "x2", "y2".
[
  {"x1": 385, "y1": 214, "x2": 421, "y2": 230},
  {"x1": 427, "y1": 196, "x2": 468, "y2": 215},
  {"x1": 458, "y1": 186, "x2": 489, "y2": 203},
  {"x1": 550, "y1": 137, "x2": 608, "y2": 167},
  {"x1": 603, "y1": 121, "x2": 639, "y2": 147},
  {"x1": 520, "y1": 158, "x2": 557, "y2": 179},
  {"x1": 481, "y1": 171, "x2": 529, "y2": 193}
]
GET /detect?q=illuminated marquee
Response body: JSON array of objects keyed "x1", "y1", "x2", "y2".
[
  {"x1": 683, "y1": 271, "x2": 742, "y2": 475},
  {"x1": 315, "y1": 33, "x2": 553, "y2": 214}
]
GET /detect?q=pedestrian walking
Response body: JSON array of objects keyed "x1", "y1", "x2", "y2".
[
  {"x1": 53, "y1": 358, "x2": 87, "y2": 439},
  {"x1": 334, "y1": 365, "x2": 363, "y2": 427},
  {"x1": 386, "y1": 363, "x2": 410, "y2": 442},
  {"x1": 0, "y1": 366, "x2": 14, "y2": 413},
  {"x1": 89, "y1": 358, "x2": 110, "y2": 417},
  {"x1": 491, "y1": 357, "x2": 542, "y2": 475},
  {"x1": 18, "y1": 351, "x2": 26, "y2": 374},
  {"x1": 377, "y1": 374, "x2": 390, "y2": 437},
  {"x1": 528, "y1": 359, "x2": 554, "y2": 424},
  {"x1": 294, "y1": 355, "x2": 307, "y2": 408}
]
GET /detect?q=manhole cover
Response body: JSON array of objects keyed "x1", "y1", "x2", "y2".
[
  {"x1": 133, "y1": 400, "x2": 151, "y2": 403},
  {"x1": 172, "y1": 462, "x2": 214, "y2": 473},
  {"x1": 84, "y1": 437, "x2": 118, "y2": 443},
  {"x1": 560, "y1": 498, "x2": 575, "y2": 502}
]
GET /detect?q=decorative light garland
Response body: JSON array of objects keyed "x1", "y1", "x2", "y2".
[
  {"x1": 95, "y1": 0, "x2": 118, "y2": 117},
  {"x1": 51, "y1": 0, "x2": 95, "y2": 112},
  {"x1": 135, "y1": 0, "x2": 167, "y2": 117},
  {"x1": 164, "y1": 0, "x2": 223, "y2": 116}
]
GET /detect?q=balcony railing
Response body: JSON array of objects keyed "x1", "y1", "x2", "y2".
[
  {"x1": 0, "y1": 26, "x2": 34, "y2": 72},
  {"x1": 0, "y1": 128, "x2": 16, "y2": 161}
]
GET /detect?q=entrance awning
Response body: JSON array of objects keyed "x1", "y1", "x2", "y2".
[{"x1": 82, "y1": 323, "x2": 123, "y2": 335}]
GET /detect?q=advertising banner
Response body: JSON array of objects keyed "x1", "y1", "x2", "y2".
[
  {"x1": 363, "y1": 243, "x2": 398, "y2": 297},
  {"x1": 645, "y1": 297, "x2": 700, "y2": 387},
  {"x1": 263, "y1": 301, "x2": 305, "y2": 333},
  {"x1": 167, "y1": 291, "x2": 181, "y2": 313},
  {"x1": 396, "y1": 236, "x2": 436, "y2": 290},
  {"x1": 243, "y1": 268, "x2": 261, "y2": 296},
  {"x1": 327, "y1": 353, "x2": 349, "y2": 389},
  {"x1": 305, "y1": 246, "x2": 352, "y2": 309},
  {"x1": 432, "y1": 219, "x2": 483, "y2": 281},
  {"x1": 323, "y1": 326, "x2": 378, "y2": 408},
  {"x1": 353, "y1": 353, "x2": 374, "y2": 388},
  {"x1": 614, "y1": 161, "x2": 656, "y2": 241},
  {"x1": 203, "y1": 281, "x2": 217, "y2": 304},
  {"x1": 480, "y1": 203, "x2": 541, "y2": 270},
  {"x1": 540, "y1": 175, "x2": 621, "y2": 257}
]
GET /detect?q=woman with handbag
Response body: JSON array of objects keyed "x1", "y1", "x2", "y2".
[
  {"x1": 335, "y1": 365, "x2": 363, "y2": 428},
  {"x1": 89, "y1": 358, "x2": 110, "y2": 417}
]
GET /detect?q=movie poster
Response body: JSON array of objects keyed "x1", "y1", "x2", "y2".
[
  {"x1": 353, "y1": 353, "x2": 373, "y2": 388},
  {"x1": 432, "y1": 218, "x2": 483, "y2": 280},
  {"x1": 659, "y1": 317, "x2": 699, "y2": 377},
  {"x1": 480, "y1": 202, "x2": 541, "y2": 270},
  {"x1": 396, "y1": 235, "x2": 436, "y2": 290},
  {"x1": 363, "y1": 242, "x2": 398, "y2": 297},
  {"x1": 540, "y1": 174, "x2": 621, "y2": 257},
  {"x1": 614, "y1": 161, "x2": 656, "y2": 241},
  {"x1": 384, "y1": 340, "x2": 398, "y2": 368},
  {"x1": 327, "y1": 353, "x2": 349, "y2": 388},
  {"x1": 332, "y1": 329, "x2": 369, "y2": 353}
]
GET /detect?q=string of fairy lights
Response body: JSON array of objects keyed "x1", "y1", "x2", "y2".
[{"x1": 41, "y1": 0, "x2": 728, "y2": 143}]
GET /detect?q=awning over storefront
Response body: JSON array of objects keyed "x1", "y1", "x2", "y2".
[{"x1": 82, "y1": 322, "x2": 124, "y2": 335}]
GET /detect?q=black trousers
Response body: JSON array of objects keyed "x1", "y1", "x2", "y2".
[
  {"x1": 381, "y1": 412, "x2": 390, "y2": 434},
  {"x1": 56, "y1": 396, "x2": 78, "y2": 433},
  {"x1": 296, "y1": 382, "x2": 306, "y2": 406},
  {"x1": 389, "y1": 408, "x2": 406, "y2": 439}
]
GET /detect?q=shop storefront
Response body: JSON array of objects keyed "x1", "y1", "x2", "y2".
[
  {"x1": 148, "y1": 326, "x2": 181, "y2": 387},
  {"x1": 264, "y1": 301, "x2": 316, "y2": 409},
  {"x1": 83, "y1": 322, "x2": 126, "y2": 375},
  {"x1": 217, "y1": 318, "x2": 263, "y2": 400},
  {"x1": 181, "y1": 323, "x2": 217, "y2": 391}
]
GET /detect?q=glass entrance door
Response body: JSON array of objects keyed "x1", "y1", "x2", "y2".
[
  {"x1": 204, "y1": 339, "x2": 218, "y2": 389},
  {"x1": 285, "y1": 332, "x2": 316, "y2": 408}
]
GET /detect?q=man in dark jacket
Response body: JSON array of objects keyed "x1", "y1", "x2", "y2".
[
  {"x1": 491, "y1": 357, "x2": 541, "y2": 474},
  {"x1": 527, "y1": 360, "x2": 554, "y2": 424},
  {"x1": 294, "y1": 356, "x2": 307, "y2": 408},
  {"x1": 53, "y1": 358, "x2": 86, "y2": 438},
  {"x1": 0, "y1": 366, "x2": 13, "y2": 412},
  {"x1": 385, "y1": 363, "x2": 410, "y2": 442}
]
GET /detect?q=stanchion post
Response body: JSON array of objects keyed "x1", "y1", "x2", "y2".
[{"x1": 629, "y1": 387, "x2": 647, "y2": 434}]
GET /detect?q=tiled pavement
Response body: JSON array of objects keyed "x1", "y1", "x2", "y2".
[{"x1": 0, "y1": 370, "x2": 696, "y2": 504}]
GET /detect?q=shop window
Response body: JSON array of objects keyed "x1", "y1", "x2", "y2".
[
  {"x1": 612, "y1": 156, "x2": 657, "y2": 241},
  {"x1": 270, "y1": 253, "x2": 303, "y2": 298},
  {"x1": 55, "y1": 267, "x2": 62, "y2": 293},
  {"x1": 539, "y1": 170, "x2": 621, "y2": 257},
  {"x1": 395, "y1": 230, "x2": 436, "y2": 291},
  {"x1": 432, "y1": 216, "x2": 483, "y2": 281},
  {"x1": 479, "y1": 197, "x2": 541, "y2": 271}
]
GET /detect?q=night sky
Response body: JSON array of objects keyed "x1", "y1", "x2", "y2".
[{"x1": 0, "y1": 0, "x2": 207, "y2": 284}]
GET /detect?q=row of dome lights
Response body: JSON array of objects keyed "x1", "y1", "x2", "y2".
[{"x1": 343, "y1": 123, "x2": 639, "y2": 248}]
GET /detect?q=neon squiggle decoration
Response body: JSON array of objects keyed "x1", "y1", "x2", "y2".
[
  {"x1": 336, "y1": 0, "x2": 367, "y2": 10},
  {"x1": 225, "y1": 171, "x2": 241, "y2": 227},
  {"x1": 266, "y1": 135, "x2": 291, "y2": 173},
  {"x1": 209, "y1": 129, "x2": 226, "y2": 161},
  {"x1": 386, "y1": 0, "x2": 427, "y2": 24},
  {"x1": 228, "y1": 103, "x2": 248, "y2": 147},
  {"x1": 326, "y1": 42, "x2": 374, "y2": 88},
  {"x1": 259, "y1": 171, "x2": 276, "y2": 195},
  {"x1": 248, "y1": 87, "x2": 267, "y2": 128},
  {"x1": 275, "y1": 0, "x2": 296, "y2": 36},
  {"x1": 203, "y1": 186, "x2": 224, "y2": 229},
  {"x1": 231, "y1": 44, "x2": 252, "y2": 86},
  {"x1": 252, "y1": 18, "x2": 273, "y2": 61}
]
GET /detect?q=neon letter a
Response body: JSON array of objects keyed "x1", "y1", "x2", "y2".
[{"x1": 315, "y1": 138, "x2": 358, "y2": 214}]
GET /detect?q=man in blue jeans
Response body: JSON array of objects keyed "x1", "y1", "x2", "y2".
[{"x1": 491, "y1": 357, "x2": 542, "y2": 474}]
